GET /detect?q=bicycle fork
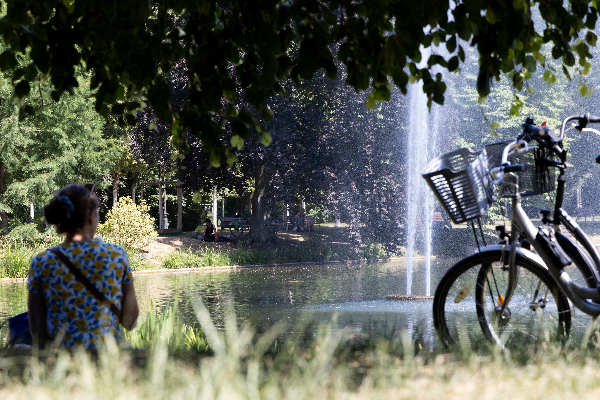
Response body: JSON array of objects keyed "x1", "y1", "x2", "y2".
[{"x1": 490, "y1": 194, "x2": 547, "y2": 321}]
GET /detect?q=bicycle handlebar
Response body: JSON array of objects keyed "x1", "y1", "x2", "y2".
[
  {"x1": 490, "y1": 140, "x2": 530, "y2": 182},
  {"x1": 560, "y1": 113, "x2": 600, "y2": 138},
  {"x1": 493, "y1": 113, "x2": 600, "y2": 185},
  {"x1": 521, "y1": 121, "x2": 561, "y2": 145}
]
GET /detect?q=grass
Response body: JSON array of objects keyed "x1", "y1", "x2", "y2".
[
  {"x1": 0, "y1": 245, "x2": 40, "y2": 278},
  {"x1": 0, "y1": 225, "x2": 361, "y2": 277},
  {"x1": 0, "y1": 223, "x2": 395, "y2": 276},
  {"x1": 124, "y1": 303, "x2": 209, "y2": 354},
  {"x1": 161, "y1": 230, "x2": 360, "y2": 269},
  {"x1": 162, "y1": 246, "x2": 331, "y2": 268},
  {"x1": 5, "y1": 303, "x2": 600, "y2": 398},
  {"x1": 0, "y1": 242, "x2": 152, "y2": 278}
]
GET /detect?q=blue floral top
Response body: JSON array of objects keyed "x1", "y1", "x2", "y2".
[{"x1": 27, "y1": 237, "x2": 132, "y2": 349}]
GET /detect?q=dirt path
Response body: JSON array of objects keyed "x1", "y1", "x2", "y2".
[
  {"x1": 145, "y1": 226, "x2": 355, "y2": 266},
  {"x1": 146, "y1": 233, "x2": 230, "y2": 266}
]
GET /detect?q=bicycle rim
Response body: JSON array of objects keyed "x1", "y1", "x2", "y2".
[
  {"x1": 433, "y1": 252, "x2": 495, "y2": 348},
  {"x1": 476, "y1": 257, "x2": 571, "y2": 348}
]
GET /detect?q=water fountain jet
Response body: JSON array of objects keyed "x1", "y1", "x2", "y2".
[{"x1": 404, "y1": 54, "x2": 442, "y2": 297}]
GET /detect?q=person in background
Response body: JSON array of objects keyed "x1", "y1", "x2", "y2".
[
  {"x1": 27, "y1": 184, "x2": 139, "y2": 349},
  {"x1": 204, "y1": 218, "x2": 216, "y2": 241}
]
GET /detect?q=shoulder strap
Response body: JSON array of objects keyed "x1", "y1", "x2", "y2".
[{"x1": 50, "y1": 248, "x2": 123, "y2": 323}]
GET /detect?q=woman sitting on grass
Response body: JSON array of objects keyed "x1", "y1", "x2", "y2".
[
  {"x1": 27, "y1": 184, "x2": 139, "y2": 349},
  {"x1": 203, "y1": 218, "x2": 216, "y2": 242}
]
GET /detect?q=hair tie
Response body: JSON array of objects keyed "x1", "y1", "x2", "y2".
[{"x1": 57, "y1": 195, "x2": 75, "y2": 219}]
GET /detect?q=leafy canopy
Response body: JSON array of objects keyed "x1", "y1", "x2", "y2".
[{"x1": 0, "y1": 1, "x2": 597, "y2": 161}]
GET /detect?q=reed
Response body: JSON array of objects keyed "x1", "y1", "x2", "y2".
[{"x1": 4, "y1": 304, "x2": 600, "y2": 399}]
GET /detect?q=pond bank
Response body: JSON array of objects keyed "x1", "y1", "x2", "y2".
[{"x1": 0, "y1": 255, "x2": 424, "y2": 284}]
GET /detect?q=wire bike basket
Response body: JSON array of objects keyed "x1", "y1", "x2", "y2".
[
  {"x1": 484, "y1": 142, "x2": 555, "y2": 196},
  {"x1": 422, "y1": 148, "x2": 495, "y2": 224}
]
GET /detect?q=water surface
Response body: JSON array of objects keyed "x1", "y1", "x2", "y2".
[{"x1": 1, "y1": 258, "x2": 592, "y2": 348}]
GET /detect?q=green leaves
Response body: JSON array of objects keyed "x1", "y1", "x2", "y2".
[
  {"x1": 579, "y1": 83, "x2": 593, "y2": 97},
  {"x1": 543, "y1": 70, "x2": 557, "y2": 85},
  {"x1": 509, "y1": 96, "x2": 523, "y2": 117},
  {"x1": 366, "y1": 82, "x2": 392, "y2": 109},
  {"x1": 97, "y1": 197, "x2": 157, "y2": 251},
  {"x1": 259, "y1": 131, "x2": 272, "y2": 146},
  {"x1": 230, "y1": 135, "x2": 244, "y2": 150},
  {"x1": 0, "y1": 70, "x2": 121, "y2": 216},
  {"x1": 446, "y1": 35, "x2": 457, "y2": 53},
  {"x1": 585, "y1": 31, "x2": 597, "y2": 46},
  {"x1": 0, "y1": 0, "x2": 597, "y2": 162}
]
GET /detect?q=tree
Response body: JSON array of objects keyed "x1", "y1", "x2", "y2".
[
  {"x1": 0, "y1": 1, "x2": 597, "y2": 160},
  {"x1": 219, "y1": 71, "x2": 408, "y2": 248},
  {"x1": 0, "y1": 68, "x2": 123, "y2": 228}
]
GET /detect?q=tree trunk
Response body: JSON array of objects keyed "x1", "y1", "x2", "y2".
[
  {"x1": 177, "y1": 185, "x2": 183, "y2": 232},
  {"x1": 0, "y1": 162, "x2": 7, "y2": 230},
  {"x1": 162, "y1": 184, "x2": 169, "y2": 229},
  {"x1": 158, "y1": 184, "x2": 164, "y2": 231},
  {"x1": 112, "y1": 173, "x2": 119, "y2": 206},
  {"x1": 132, "y1": 182, "x2": 137, "y2": 203},
  {"x1": 212, "y1": 186, "x2": 218, "y2": 228},
  {"x1": 249, "y1": 162, "x2": 275, "y2": 243}
]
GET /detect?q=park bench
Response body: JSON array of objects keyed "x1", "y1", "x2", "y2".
[
  {"x1": 284, "y1": 215, "x2": 314, "y2": 232},
  {"x1": 220, "y1": 217, "x2": 250, "y2": 238}
]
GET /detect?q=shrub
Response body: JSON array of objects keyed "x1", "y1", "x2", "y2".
[
  {"x1": 5, "y1": 223, "x2": 45, "y2": 247},
  {"x1": 124, "y1": 304, "x2": 209, "y2": 353},
  {"x1": 126, "y1": 249, "x2": 152, "y2": 271},
  {"x1": 363, "y1": 242, "x2": 388, "y2": 262},
  {"x1": 163, "y1": 248, "x2": 234, "y2": 268},
  {"x1": 307, "y1": 206, "x2": 334, "y2": 224},
  {"x1": 163, "y1": 249, "x2": 206, "y2": 269},
  {"x1": 98, "y1": 197, "x2": 157, "y2": 251}
]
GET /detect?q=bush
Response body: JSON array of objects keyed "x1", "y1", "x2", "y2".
[
  {"x1": 163, "y1": 248, "x2": 234, "y2": 268},
  {"x1": 163, "y1": 249, "x2": 207, "y2": 269},
  {"x1": 98, "y1": 197, "x2": 157, "y2": 251},
  {"x1": 126, "y1": 249, "x2": 152, "y2": 271},
  {"x1": 307, "y1": 206, "x2": 334, "y2": 224},
  {"x1": 363, "y1": 242, "x2": 388, "y2": 262},
  {"x1": 5, "y1": 223, "x2": 45, "y2": 247}
]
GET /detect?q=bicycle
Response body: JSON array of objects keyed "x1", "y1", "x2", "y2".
[{"x1": 426, "y1": 114, "x2": 600, "y2": 348}]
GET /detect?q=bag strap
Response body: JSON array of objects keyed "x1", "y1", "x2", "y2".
[{"x1": 50, "y1": 248, "x2": 123, "y2": 323}]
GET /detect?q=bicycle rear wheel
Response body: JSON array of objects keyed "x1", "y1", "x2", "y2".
[
  {"x1": 433, "y1": 251, "x2": 498, "y2": 348},
  {"x1": 475, "y1": 254, "x2": 571, "y2": 348}
]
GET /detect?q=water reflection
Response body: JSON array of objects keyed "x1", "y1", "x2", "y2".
[{"x1": 0, "y1": 258, "x2": 592, "y2": 348}]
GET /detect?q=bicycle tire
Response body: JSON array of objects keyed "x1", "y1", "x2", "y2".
[
  {"x1": 475, "y1": 252, "x2": 571, "y2": 348},
  {"x1": 433, "y1": 250, "x2": 501, "y2": 348}
]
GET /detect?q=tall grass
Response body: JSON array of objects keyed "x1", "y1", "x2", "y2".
[
  {"x1": 3, "y1": 299, "x2": 600, "y2": 395},
  {"x1": 162, "y1": 242, "x2": 354, "y2": 269},
  {"x1": 0, "y1": 245, "x2": 39, "y2": 278},
  {"x1": 162, "y1": 247, "x2": 259, "y2": 268},
  {"x1": 124, "y1": 304, "x2": 209, "y2": 354},
  {"x1": 0, "y1": 243, "x2": 150, "y2": 278},
  {"x1": 4, "y1": 302, "x2": 600, "y2": 398}
]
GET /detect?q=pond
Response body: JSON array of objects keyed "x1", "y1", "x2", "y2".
[{"x1": 0, "y1": 258, "x2": 593, "y2": 348}]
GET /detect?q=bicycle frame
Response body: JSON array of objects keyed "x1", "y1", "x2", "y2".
[
  {"x1": 502, "y1": 192, "x2": 600, "y2": 316},
  {"x1": 495, "y1": 119, "x2": 600, "y2": 318}
]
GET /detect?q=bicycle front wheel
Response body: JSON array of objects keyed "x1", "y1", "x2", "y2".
[
  {"x1": 476, "y1": 254, "x2": 571, "y2": 348},
  {"x1": 433, "y1": 251, "x2": 498, "y2": 348}
]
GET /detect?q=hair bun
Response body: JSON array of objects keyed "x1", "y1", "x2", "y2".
[
  {"x1": 44, "y1": 184, "x2": 99, "y2": 234},
  {"x1": 44, "y1": 196, "x2": 72, "y2": 224}
]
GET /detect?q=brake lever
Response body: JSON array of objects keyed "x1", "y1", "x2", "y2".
[
  {"x1": 582, "y1": 127, "x2": 600, "y2": 137},
  {"x1": 570, "y1": 121, "x2": 582, "y2": 132}
]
